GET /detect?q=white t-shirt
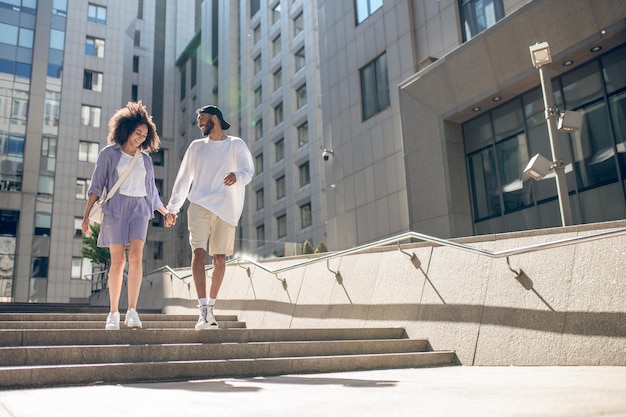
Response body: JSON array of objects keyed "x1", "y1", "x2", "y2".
[
  {"x1": 166, "y1": 136, "x2": 254, "y2": 226},
  {"x1": 117, "y1": 151, "x2": 147, "y2": 197}
]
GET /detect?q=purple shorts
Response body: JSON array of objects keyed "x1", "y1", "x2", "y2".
[{"x1": 98, "y1": 195, "x2": 151, "y2": 247}]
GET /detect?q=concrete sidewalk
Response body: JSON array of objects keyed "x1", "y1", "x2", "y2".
[{"x1": 1, "y1": 366, "x2": 625, "y2": 417}]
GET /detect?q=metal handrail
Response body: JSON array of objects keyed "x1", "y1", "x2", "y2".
[
  {"x1": 90, "y1": 225, "x2": 626, "y2": 287},
  {"x1": 235, "y1": 226, "x2": 626, "y2": 276}
]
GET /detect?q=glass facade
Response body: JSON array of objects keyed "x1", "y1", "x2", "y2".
[{"x1": 464, "y1": 45, "x2": 626, "y2": 234}]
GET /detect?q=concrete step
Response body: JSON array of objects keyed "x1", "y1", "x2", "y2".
[
  {"x1": 0, "y1": 339, "x2": 430, "y2": 366},
  {"x1": 1, "y1": 351, "x2": 458, "y2": 389},
  {"x1": 0, "y1": 311, "x2": 459, "y2": 389},
  {"x1": 0, "y1": 327, "x2": 410, "y2": 347},
  {"x1": 0, "y1": 313, "x2": 239, "y2": 322},
  {"x1": 0, "y1": 312, "x2": 243, "y2": 330}
]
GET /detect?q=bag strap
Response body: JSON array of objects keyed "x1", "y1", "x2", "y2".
[{"x1": 103, "y1": 150, "x2": 141, "y2": 203}]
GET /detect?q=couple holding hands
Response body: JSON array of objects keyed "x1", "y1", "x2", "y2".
[{"x1": 82, "y1": 102, "x2": 253, "y2": 331}]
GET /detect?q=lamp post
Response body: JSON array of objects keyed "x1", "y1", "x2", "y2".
[{"x1": 529, "y1": 42, "x2": 573, "y2": 226}]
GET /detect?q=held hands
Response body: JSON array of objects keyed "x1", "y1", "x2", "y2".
[{"x1": 164, "y1": 213, "x2": 178, "y2": 227}]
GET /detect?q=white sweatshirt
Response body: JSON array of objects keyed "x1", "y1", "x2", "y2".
[{"x1": 166, "y1": 136, "x2": 254, "y2": 226}]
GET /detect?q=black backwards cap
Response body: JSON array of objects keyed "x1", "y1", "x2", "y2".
[{"x1": 198, "y1": 105, "x2": 231, "y2": 130}]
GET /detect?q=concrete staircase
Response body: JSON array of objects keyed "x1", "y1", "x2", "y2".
[{"x1": 0, "y1": 308, "x2": 459, "y2": 389}]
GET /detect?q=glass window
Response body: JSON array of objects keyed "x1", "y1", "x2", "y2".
[
  {"x1": 9, "y1": 90, "x2": 28, "y2": 126},
  {"x1": 299, "y1": 161, "x2": 310, "y2": 187},
  {"x1": 37, "y1": 175, "x2": 54, "y2": 196},
  {"x1": 88, "y1": 4, "x2": 107, "y2": 24},
  {"x1": 256, "y1": 224, "x2": 265, "y2": 246},
  {"x1": 256, "y1": 188, "x2": 264, "y2": 210},
  {"x1": 0, "y1": 23, "x2": 18, "y2": 45},
  {"x1": 271, "y1": 2, "x2": 281, "y2": 25},
  {"x1": 360, "y1": 53, "x2": 390, "y2": 120},
  {"x1": 19, "y1": 28, "x2": 34, "y2": 48},
  {"x1": 34, "y1": 213, "x2": 51, "y2": 236},
  {"x1": 46, "y1": 63, "x2": 59, "y2": 79},
  {"x1": 0, "y1": 60, "x2": 15, "y2": 76},
  {"x1": 296, "y1": 84, "x2": 307, "y2": 108},
  {"x1": 78, "y1": 141, "x2": 99, "y2": 163},
  {"x1": 250, "y1": 0, "x2": 260, "y2": 18},
  {"x1": 463, "y1": 113, "x2": 493, "y2": 154},
  {"x1": 562, "y1": 61, "x2": 603, "y2": 110},
  {"x1": 44, "y1": 91, "x2": 60, "y2": 127},
  {"x1": 254, "y1": 55, "x2": 262, "y2": 75},
  {"x1": 252, "y1": 25, "x2": 261, "y2": 44},
  {"x1": 255, "y1": 153, "x2": 264, "y2": 174},
  {"x1": 53, "y1": 0, "x2": 68, "y2": 16},
  {"x1": 40, "y1": 136, "x2": 56, "y2": 173},
  {"x1": 297, "y1": 122, "x2": 308, "y2": 147},
  {"x1": 80, "y1": 105, "x2": 101, "y2": 128},
  {"x1": 275, "y1": 138, "x2": 284, "y2": 162},
  {"x1": 295, "y1": 48, "x2": 305, "y2": 73},
  {"x1": 293, "y1": 12, "x2": 304, "y2": 36},
  {"x1": 83, "y1": 70, "x2": 103, "y2": 92},
  {"x1": 190, "y1": 54, "x2": 197, "y2": 88},
  {"x1": 73, "y1": 218, "x2": 83, "y2": 238},
  {"x1": 180, "y1": 66, "x2": 186, "y2": 100},
  {"x1": 254, "y1": 86, "x2": 262, "y2": 107},
  {"x1": 300, "y1": 203, "x2": 311, "y2": 228},
  {"x1": 459, "y1": 0, "x2": 504, "y2": 42},
  {"x1": 49, "y1": 29, "x2": 65, "y2": 51},
  {"x1": 255, "y1": 119, "x2": 263, "y2": 140},
  {"x1": 467, "y1": 147, "x2": 500, "y2": 221},
  {"x1": 134, "y1": 30, "x2": 140, "y2": 47},
  {"x1": 497, "y1": 133, "x2": 533, "y2": 213},
  {"x1": 609, "y1": 91, "x2": 626, "y2": 176},
  {"x1": 31, "y1": 256, "x2": 49, "y2": 277},
  {"x1": 71, "y1": 257, "x2": 92, "y2": 280},
  {"x1": 355, "y1": 0, "x2": 383, "y2": 25},
  {"x1": 152, "y1": 148, "x2": 165, "y2": 166},
  {"x1": 273, "y1": 68, "x2": 282, "y2": 91},
  {"x1": 602, "y1": 46, "x2": 626, "y2": 94},
  {"x1": 492, "y1": 99, "x2": 524, "y2": 142},
  {"x1": 276, "y1": 175, "x2": 285, "y2": 199},
  {"x1": 571, "y1": 101, "x2": 617, "y2": 189},
  {"x1": 76, "y1": 178, "x2": 90, "y2": 199},
  {"x1": 133, "y1": 56, "x2": 139, "y2": 72},
  {"x1": 277, "y1": 214, "x2": 287, "y2": 238},
  {"x1": 274, "y1": 102, "x2": 283, "y2": 126},
  {"x1": 85, "y1": 36, "x2": 105, "y2": 58},
  {"x1": 272, "y1": 35, "x2": 281, "y2": 57},
  {"x1": 151, "y1": 241, "x2": 163, "y2": 260}
]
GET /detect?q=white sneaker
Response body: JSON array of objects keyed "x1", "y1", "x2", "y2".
[
  {"x1": 124, "y1": 308, "x2": 142, "y2": 329},
  {"x1": 195, "y1": 305, "x2": 218, "y2": 331},
  {"x1": 105, "y1": 311, "x2": 120, "y2": 330}
]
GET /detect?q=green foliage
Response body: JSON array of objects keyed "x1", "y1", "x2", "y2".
[
  {"x1": 81, "y1": 223, "x2": 110, "y2": 269},
  {"x1": 314, "y1": 242, "x2": 328, "y2": 253},
  {"x1": 302, "y1": 240, "x2": 314, "y2": 254}
]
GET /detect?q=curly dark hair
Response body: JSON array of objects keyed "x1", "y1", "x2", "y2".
[{"x1": 106, "y1": 101, "x2": 160, "y2": 152}]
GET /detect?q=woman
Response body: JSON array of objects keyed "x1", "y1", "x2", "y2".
[{"x1": 82, "y1": 101, "x2": 168, "y2": 330}]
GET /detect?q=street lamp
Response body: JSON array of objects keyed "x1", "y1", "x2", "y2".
[{"x1": 526, "y1": 41, "x2": 575, "y2": 226}]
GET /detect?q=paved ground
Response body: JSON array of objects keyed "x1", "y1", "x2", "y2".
[{"x1": 1, "y1": 366, "x2": 625, "y2": 417}]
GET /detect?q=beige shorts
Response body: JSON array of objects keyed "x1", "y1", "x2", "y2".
[{"x1": 187, "y1": 203, "x2": 236, "y2": 256}]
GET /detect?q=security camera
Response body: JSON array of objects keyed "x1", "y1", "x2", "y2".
[{"x1": 322, "y1": 149, "x2": 333, "y2": 161}]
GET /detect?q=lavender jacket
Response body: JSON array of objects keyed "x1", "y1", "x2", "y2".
[{"x1": 87, "y1": 144, "x2": 164, "y2": 219}]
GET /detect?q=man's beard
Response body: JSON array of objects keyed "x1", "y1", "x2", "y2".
[{"x1": 202, "y1": 119, "x2": 215, "y2": 136}]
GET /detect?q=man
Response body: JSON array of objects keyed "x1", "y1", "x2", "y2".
[{"x1": 165, "y1": 105, "x2": 254, "y2": 330}]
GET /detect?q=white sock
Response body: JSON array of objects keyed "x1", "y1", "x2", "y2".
[
  {"x1": 208, "y1": 297, "x2": 216, "y2": 307},
  {"x1": 199, "y1": 298, "x2": 207, "y2": 306}
]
